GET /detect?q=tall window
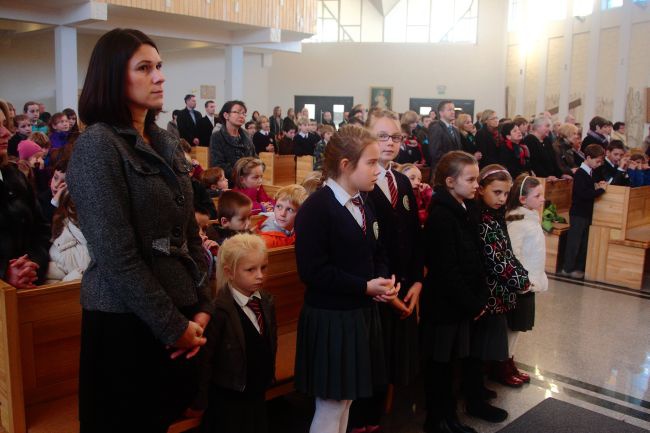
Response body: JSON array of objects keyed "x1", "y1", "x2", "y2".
[
  {"x1": 602, "y1": 0, "x2": 623, "y2": 8},
  {"x1": 306, "y1": 0, "x2": 479, "y2": 44}
]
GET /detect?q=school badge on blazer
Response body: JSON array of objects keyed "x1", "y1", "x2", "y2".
[
  {"x1": 373, "y1": 221, "x2": 379, "y2": 239},
  {"x1": 403, "y1": 195, "x2": 410, "y2": 211}
]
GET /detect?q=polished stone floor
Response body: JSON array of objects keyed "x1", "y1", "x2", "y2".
[{"x1": 267, "y1": 277, "x2": 650, "y2": 432}]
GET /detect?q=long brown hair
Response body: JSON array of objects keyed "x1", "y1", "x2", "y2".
[
  {"x1": 321, "y1": 124, "x2": 377, "y2": 183},
  {"x1": 51, "y1": 189, "x2": 79, "y2": 240}
]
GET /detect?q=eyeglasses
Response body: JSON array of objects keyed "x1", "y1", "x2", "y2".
[
  {"x1": 229, "y1": 110, "x2": 247, "y2": 116},
  {"x1": 377, "y1": 133, "x2": 403, "y2": 143}
]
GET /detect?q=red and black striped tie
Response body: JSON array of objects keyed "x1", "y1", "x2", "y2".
[
  {"x1": 386, "y1": 171, "x2": 398, "y2": 208},
  {"x1": 247, "y1": 297, "x2": 264, "y2": 334},
  {"x1": 350, "y1": 196, "x2": 367, "y2": 235}
]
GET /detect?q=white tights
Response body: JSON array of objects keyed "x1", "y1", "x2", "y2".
[
  {"x1": 508, "y1": 329, "x2": 520, "y2": 357},
  {"x1": 310, "y1": 398, "x2": 353, "y2": 433}
]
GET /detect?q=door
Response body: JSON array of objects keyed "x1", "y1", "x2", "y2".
[
  {"x1": 409, "y1": 98, "x2": 475, "y2": 118},
  {"x1": 294, "y1": 95, "x2": 354, "y2": 127}
]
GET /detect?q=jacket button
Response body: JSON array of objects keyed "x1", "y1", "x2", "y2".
[
  {"x1": 175, "y1": 195, "x2": 185, "y2": 206},
  {"x1": 172, "y1": 225, "x2": 182, "y2": 237}
]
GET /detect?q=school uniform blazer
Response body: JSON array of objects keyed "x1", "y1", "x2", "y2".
[
  {"x1": 177, "y1": 107, "x2": 202, "y2": 145},
  {"x1": 420, "y1": 188, "x2": 487, "y2": 324},
  {"x1": 426, "y1": 120, "x2": 461, "y2": 175},
  {"x1": 367, "y1": 169, "x2": 423, "y2": 290},
  {"x1": 593, "y1": 160, "x2": 630, "y2": 186},
  {"x1": 294, "y1": 132, "x2": 320, "y2": 156},
  {"x1": 570, "y1": 167, "x2": 606, "y2": 220},
  {"x1": 295, "y1": 186, "x2": 389, "y2": 310},
  {"x1": 253, "y1": 131, "x2": 274, "y2": 154},
  {"x1": 194, "y1": 287, "x2": 277, "y2": 409}
]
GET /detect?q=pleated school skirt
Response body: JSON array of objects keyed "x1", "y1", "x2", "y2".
[
  {"x1": 507, "y1": 292, "x2": 535, "y2": 332},
  {"x1": 419, "y1": 319, "x2": 471, "y2": 363},
  {"x1": 378, "y1": 302, "x2": 419, "y2": 386},
  {"x1": 470, "y1": 313, "x2": 509, "y2": 362},
  {"x1": 294, "y1": 304, "x2": 387, "y2": 401}
]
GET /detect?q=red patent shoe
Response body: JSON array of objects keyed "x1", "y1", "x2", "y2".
[{"x1": 508, "y1": 356, "x2": 530, "y2": 383}]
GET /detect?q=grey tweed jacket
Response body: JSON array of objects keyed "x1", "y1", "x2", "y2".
[{"x1": 67, "y1": 123, "x2": 212, "y2": 345}]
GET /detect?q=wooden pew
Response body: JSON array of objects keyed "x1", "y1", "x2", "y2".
[
  {"x1": 263, "y1": 184, "x2": 283, "y2": 199},
  {"x1": 191, "y1": 146, "x2": 209, "y2": 169},
  {"x1": 586, "y1": 185, "x2": 650, "y2": 289},
  {"x1": 536, "y1": 177, "x2": 573, "y2": 273},
  {"x1": 295, "y1": 156, "x2": 314, "y2": 184},
  {"x1": 0, "y1": 246, "x2": 304, "y2": 432},
  {"x1": 259, "y1": 152, "x2": 296, "y2": 186}
]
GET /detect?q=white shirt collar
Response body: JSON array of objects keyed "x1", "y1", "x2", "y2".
[
  {"x1": 580, "y1": 162, "x2": 592, "y2": 175},
  {"x1": 325, "y1": 178, "x2": 361, "y2": 207},
  {"x1": 261, "y1": 130, "x2": 269, "y2": 135},
  {"x1": 605, "y1": 157, "x2": 616, "y2": 168},
  {"x1": 299, "y1": 132, "x2": 308, "y2": 138},
  {"x1": 229, "y1": 285, "x2": 261, "y2": 308}
]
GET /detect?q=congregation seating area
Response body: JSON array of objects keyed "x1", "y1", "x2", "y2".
[{"x1": 0, "y1": 246, "x2": 304, "y2": 433}]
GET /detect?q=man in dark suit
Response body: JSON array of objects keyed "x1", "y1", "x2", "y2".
[
  {"x1": 198, "y1": 100, "x2": 218, "y2": 147},
  {"x1": 269, "y1": 106, "x2": 283, "y2": 139},
  {"x1": 177, "y1": 94, "x2": 202, "y2": 146},
  {"x1": 427, "y1": 100, "x2": 461, "y2": 179}
]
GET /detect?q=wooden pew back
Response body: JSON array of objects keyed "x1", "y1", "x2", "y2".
[
  {"x1": 191, "y1": 146, "x2": 209, "y2": 169},
  {"x1": 259, "y1": 152, "x2": 296, "y2": 186},
  {"x1": 295, "y1": 156, "x2": 314, "y2": 185},
  {"x1": 592, "y1": 185, "x2": 650, "y2": 234}
]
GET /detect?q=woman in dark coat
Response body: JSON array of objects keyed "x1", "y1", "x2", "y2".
[
  {"x1": 498, "y1": 122, "x2": 529, "y2": 178},
  {"x1": 476, "y1": 110, "x2": 500, "y2": 167},
  {"x1": 66, "y1": 29, "x2": 212, "y2": 433},
  {"x1": 209, "y1": 100, "x2": 256, "y2": 181},
  {"x1": 0, "y1": 99, "x2": 50, "y2": 289}
]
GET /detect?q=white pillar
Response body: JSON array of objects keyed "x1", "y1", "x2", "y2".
[
  {"x1": 612, "y1": 0, "x2": 632, "y2": 123},
  {"x1": 582, "y1": 0, "x2": 601, "y2": 128},
  {"x1": 516, "y1": 44, "x2": 526, "y2": 117},
  {"x1": 54, "y1": 26, "x2": 78, "y2": 111},
  {"x1": 535, "y1": 32, "x2": 549, "y2": 115},
  {"x1": 224, "y1": 45, "x2": 244, "y2": 101},
  {"x1": 559, "y1": 0, "x2": 574, "y2": 121}
]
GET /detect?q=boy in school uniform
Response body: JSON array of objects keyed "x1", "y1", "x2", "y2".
[
  {"x1": 293, "y1": 117, "x2": 321, "y2": 157},
  {"x1": 561, "y1": 144, "x2": 608, "y2": 279},
  {"x1": 593, "y1": 140, "x2": 631, "y2": 186},
  {"x1": 207, "y1": 190, "x2": 253, "y2": 245}
]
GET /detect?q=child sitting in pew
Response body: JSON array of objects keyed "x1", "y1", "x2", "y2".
[
  {"x1": 195, "y1": 206, "x2": 220, "y2": 279},
  {"x1": 627, "y1": 154, "x2": 650, "y2": 187},
  {"x1": 193, "y1": 233, "x2": 277, "y2": 433},
  {"x1": 232, "y1": 157, "x2": 274, "y2": 215},
  {"x1": 397, "y1": 163, "x2": 433, "y2": 226},
  {"x1": 257, "y1": 184, "x2": 308, "y2": 248},
  {"x1": 208, "y1": 190, "x2": 253, "y2": 245},
  {"x1": 593, "y1": 140, "x2": 631, "y2": 186},
  {"x1": 201, "y1": 166, "x2": 229, "y2": 199}
]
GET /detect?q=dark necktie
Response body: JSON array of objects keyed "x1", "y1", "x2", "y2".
[
  {"x1": 350, "y1": 196, "x2": 366, "y2": 235},
  {"x1": 247, "y1": 297, "x2": 264, "y2": 334},
  {"x1": 447, "y1": 124, "x2": 455, "y2": 139},
  {"x1": 386, "y1": 171, "x2": 398, "y2": 208}
]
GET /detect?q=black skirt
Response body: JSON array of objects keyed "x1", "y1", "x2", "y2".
[
  {"x1": 470, "y1": 313, "x2": 509, "y2": 361},
  {"x1": 378, "y1": 302, "x2": 419, "y2": 386},
  {"x1": 200, "y1": 387, "x2": 267, "y2": 433},
  {"x1": 79, "y1": 309, "x2": 200, "y2": 433},
  {"x1": 508, "y1": 292, "x2": 535, "y2": 332},
  {"x1": 294, "y1": 304, "x2": 387, "y2": 401},
  {"x1": 419, "y1": 319, "x2": 471, "y2": 363}
]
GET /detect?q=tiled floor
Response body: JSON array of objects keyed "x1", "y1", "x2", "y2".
[{"x1": 267, "y1": 277, "x2": 650, "y2": 432}]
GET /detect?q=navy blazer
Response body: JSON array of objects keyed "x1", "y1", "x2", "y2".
[
  {"x1": 295, "y1": 185, "x2": 389, "y2": 310},
  {"x1": 593, "y1": 160, "x2": 630, "y2": 186},
  {"x1": 367, "y1": 169, "x2": 423, "y2": 292}
]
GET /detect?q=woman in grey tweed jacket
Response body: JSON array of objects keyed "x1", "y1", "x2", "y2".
[{"x1": 67, "y1": 29, "x2": 212, "y2": 433}]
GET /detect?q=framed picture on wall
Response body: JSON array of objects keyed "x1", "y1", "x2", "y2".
[{"x1": 370, "y1": 87, "x2": 393, "y2": 111}]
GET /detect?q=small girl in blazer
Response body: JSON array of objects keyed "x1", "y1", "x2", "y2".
[
  {"x1": 194, "y1": 233, "x2": 277, "y2": 433},
  {"x1": 294, "y1": 125, "x2": 397, "y2": 433},
  {"x1": 470, "y1": 165, "x2": 531, "y2": 420},
  {"x1": 348, "y1": 110, "x2": 423, "y2": 433},
  {"x1": 505, "y1": 174, "x2": 548, "y2": 382},
  {"x1": 419, "y1": 151, "x2": 487, "y2": 433}
]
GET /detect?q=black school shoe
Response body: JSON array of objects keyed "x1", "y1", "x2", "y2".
[
  {"x1": 446, "y1": 417, "x2": 480, "y2": 433},
  {"x1": 423, "y1": 418, "x2": 458, "y2": 433},
  {"x1": 466, "y1": 400, "x2": 508, "y2": 423}
]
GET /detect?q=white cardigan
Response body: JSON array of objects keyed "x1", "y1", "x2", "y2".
[
  {"x1": 45, "y1": 219, "x2": 91, "y2": 283},
  {"x1": 506, "y1": 206, "x2": 548, "y2": 292}
]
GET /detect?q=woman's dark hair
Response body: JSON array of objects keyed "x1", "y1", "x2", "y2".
[
  {"x1": 499, "y1": 121, "x2": 517, "y2": 140},
  {"x1": 78, "y1": 28, "x2": 159, "y2": 128},
  {"x1": 218, "y1": 100, "x2": 247, "y2": 125}
]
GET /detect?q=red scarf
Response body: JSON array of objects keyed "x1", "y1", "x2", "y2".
[{"x1": 505, "y1": 139, "x2": 525, "y2": 166}]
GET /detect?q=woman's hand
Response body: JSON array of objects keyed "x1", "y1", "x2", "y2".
[
  {"x1": 169, "y1": 321, "x2": 206, "y2": 360},
  {"x1": 6, "y1": 255, "x2": 39, "y2": 289},
  {"x1": 400, "y1": 282, "x2": 422, "y2": 319}
]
